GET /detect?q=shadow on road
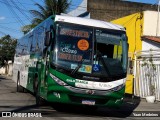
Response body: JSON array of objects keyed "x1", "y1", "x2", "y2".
[
  {"x1": 0, "y1": 76, "x2": 6, "y2": 80},
  {"x1": 50, "y1": 96, "x2": 141, "y2": 118},
  {"x1": 0, "y1": 75, "x2": 141, "y2": 118},
  {"x1": 0, "y1": 96, "x2": 140, "y2": 118}
]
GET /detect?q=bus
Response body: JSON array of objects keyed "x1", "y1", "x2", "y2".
[{"x1": 13, "y1": 15, "x2": 128, "y2": 108}]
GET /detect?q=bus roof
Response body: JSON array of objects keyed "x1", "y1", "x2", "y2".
[{"x1": 55, "y1": 15, "x2": 125, "y2": 31}]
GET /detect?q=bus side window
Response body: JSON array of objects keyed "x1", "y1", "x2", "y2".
[
  {"x1": 36, "y1": 26, "x2": 45, "y2": 53},
  {"x1": 29, "y1": 35, "x2": 33, "y2": 53},
  {"x1": 15, "y1": 43, "x2": 20, "y2": 57}
]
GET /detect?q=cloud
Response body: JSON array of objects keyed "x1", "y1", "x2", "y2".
[{"x1": 0, "y1": 16, "x2": 5, "y2": 20}]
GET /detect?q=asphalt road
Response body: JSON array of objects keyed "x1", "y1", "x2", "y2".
[{"x1": 0, "y1": 75, "x2": 158, "y2": 120}]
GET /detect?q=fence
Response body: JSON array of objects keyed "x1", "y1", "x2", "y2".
[{"x1": 134, "y1": 49, "x2": 160, "y2": 101}]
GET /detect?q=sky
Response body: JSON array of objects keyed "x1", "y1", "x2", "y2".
[
  {"x1": 124, "y1": 0, "x2": 159, "y2": 4},
  {"x1": 0, "y1": 0, "x2": 159, "y2": 39}
]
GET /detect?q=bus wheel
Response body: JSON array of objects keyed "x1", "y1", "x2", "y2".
[
  {"x1": 33, "y1": 77, "x2": 38, "y2": 95},
  {"x1": 17, "y1": 73, "x2": 24, "y2": 92},
  {"x1": 35, "y1": 83, "x2": 40, "y2": 106}
]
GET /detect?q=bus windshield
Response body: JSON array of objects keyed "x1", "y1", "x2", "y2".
[
  {"x1": 52, "y1": 23, "x2": 127, "y2": 78},
  {"x1": 94, "y1": 29, "x2": 127, "y2": 77}
]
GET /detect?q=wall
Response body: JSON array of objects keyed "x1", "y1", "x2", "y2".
[
  {"x1": 8, "y1": 63, "x2": 13, "y2": 76},
  {"x1": 143, "y1": 11, "x2": 160, "y2": 36},
  {"x1": 142, "y1": 40, "x2": 160, "y2": 51},
  {"x1": 0, "y1": 61, "x2": 13, "y2": 76},
  {"x1": 88, "y1": 0, "x2": 157, "y2": 21},
  {"x1": 0, "y1": 67, "x2": 5, "y2": 75},
  {"x1": 111, "y1": 11, "x2": 160, "y2": 95}
]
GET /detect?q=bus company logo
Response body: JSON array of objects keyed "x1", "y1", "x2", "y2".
[
  {"x1": 2, "y1": 112, "x2": 11, "y2": 117},
  {"x1": 86, "y1": 90, "x2": 95, "y2": 95},
  {"x1": 1, "y1": 112, "x2": 42, "y2": 118}
]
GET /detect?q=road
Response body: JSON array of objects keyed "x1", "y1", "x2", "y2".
[{"x1": 0, "y1": 75, "x2": 158, "y2": 120}]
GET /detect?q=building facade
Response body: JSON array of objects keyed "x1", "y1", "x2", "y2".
[
  {"x1": 88, "y1": 0, "x2": 157, "y2": 21},
  {"x1": 112, "y1": 11, "x2": 160, "y2": 100}
]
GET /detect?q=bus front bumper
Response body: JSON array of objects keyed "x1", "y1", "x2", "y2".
[{"x1": 47, "y1": 85, "x2": 125, "y2": 107}]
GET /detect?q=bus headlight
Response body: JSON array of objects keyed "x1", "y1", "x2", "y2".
[
  {"x1": 111, "y1": 84, "x2": 124, "y2": 91},
  {"x1": 50, "y1": 73, "x2": 67, "y2": 86}
]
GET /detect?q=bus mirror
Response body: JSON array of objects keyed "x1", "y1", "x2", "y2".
[
  {"x1": 127, "y1": 43, "x2": 129, "y2": 50},
  {"x1": 45, "y1": 31, "x2": 52, "y2": 46},
  {"x1": 50, "y1": 25, "x2": 55, "y2": 39}
]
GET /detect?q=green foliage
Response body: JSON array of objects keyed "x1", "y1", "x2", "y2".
[
  {"x1": 21, "y1": 24, "x2": 37, "y2": 34},
  {"x1": 0, "y1": 35, "x2": 17, "y2": 67},
  {"x1": 22, "y1": 0, "x2": 71, "y2": 34}
]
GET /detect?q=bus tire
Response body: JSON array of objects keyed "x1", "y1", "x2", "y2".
[
  {"x1": 33, "y1": 76, "x2": 38, "y2": 95},
  {"x1": 35, "y1": 83, "x2": 40, "y2": 106},
  {"x1": 17, "y1": 72, "x2": 24, "y2": 92}
]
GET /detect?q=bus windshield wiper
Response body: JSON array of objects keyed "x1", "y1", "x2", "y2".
[
  {"x1": 71, "y1": 49, "x2": 91, "y2": 75},
  {"x1": 71, "y1": 58, "x2": 84, "y2": 75},
  {"x1": 99, "y1": 56, "x2": 111, "y2": 77},
  {"x1": 96, "y1": 51, "x2": 111, "y2": 77}
]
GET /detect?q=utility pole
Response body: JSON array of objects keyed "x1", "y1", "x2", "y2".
[{"x1": 156, "y1": 0, "x2": 160, "y2": 36}]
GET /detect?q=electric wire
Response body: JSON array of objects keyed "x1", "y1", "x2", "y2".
[
  {"x1": 0, "y1": 31, "x2": 6, "y2": 35},
  {"x1": 0, "y1": 25, "x2": 21, "y2": 33},
  {"x1": 4, "y1": 0, "x2": 25, "y2": 26},
  {"x1": 30, "y1": 0, "x2": 37, "y2": 3},
  {"x1": 0, "y1": 0, "x2": 35, "y2": 6},
  {"x1": 0, "y1": 0, "x2": 30, "y2": 12},
  {"x1": 10, "y1": 0, "x2": 32, "y2": 22},
  {"x1": 0, "y1": 19, "x2": 29, "y2": 24}
]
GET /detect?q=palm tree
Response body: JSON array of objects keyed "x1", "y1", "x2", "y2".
[{"x1": 22, "y1": 0, "x2": 71, "y2": 34}]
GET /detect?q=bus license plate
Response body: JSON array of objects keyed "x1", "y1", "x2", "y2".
[{"x1": 82, "y1": 100, "x2": 95, "y2": 105}]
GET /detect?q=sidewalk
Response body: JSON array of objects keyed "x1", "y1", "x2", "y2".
[
  {"x1": 95, "y1": 96, "x2": 160, "y2": 118},
  {"x1": 123, "y1": 96, "x2": 160, "y2": 112},
  {"x1": 119, "y1": 96, "x2": 160, "y2": 118},
  {"x1": 134, "y1": 99, "x2": 160, "y2": 111}
]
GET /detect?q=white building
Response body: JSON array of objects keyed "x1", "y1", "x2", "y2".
[{"x1": 142, "y1": 11, "x2": 160, "y2": 51}]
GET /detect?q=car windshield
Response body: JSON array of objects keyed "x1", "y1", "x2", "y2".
[{"x1": 52, "y1": 23, "x2": 128, "y2": 77}]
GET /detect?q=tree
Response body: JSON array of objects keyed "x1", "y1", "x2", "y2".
[
  {"x1": 0, "y1": 35, "x2": 17, "y2": 73},
  {"x1": 22, "y1": 0, "x2": 71, "y2": 34}
]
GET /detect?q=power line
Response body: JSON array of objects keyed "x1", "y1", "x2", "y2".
[
  {"x1": 30, "y1": 0, "x2": 37, "y2": 3},
  {"x1": 10, "y1": 0, "x2": 32, "y2": 22},
  {"x1": 0, "y1": 0, "x2": 35, "y2": 6},
  {"x1": 0, "y1": 25, "x2": 21, "y2": 33},
  {"x1": 0, "y1": 19, "x2": 29, "y2": 24},
  {"x1": 0, "y1": 31, "x2": 19, "y2": 39},
  {"x1": 0, "y1": 0, "x2": 30, "y2": 12},
  {"x1": 4, "y1": 0, "x2": 25, "y2": 26},
  {"x1": 0, "y1": 30, "x2": 6, "y2": 35}
]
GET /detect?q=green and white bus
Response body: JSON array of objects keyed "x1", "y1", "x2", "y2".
[{"x1": 13, "y1": 15, "x2": 128, "y2": 107}]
